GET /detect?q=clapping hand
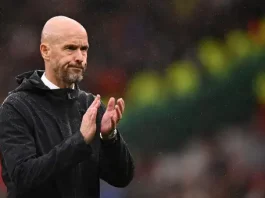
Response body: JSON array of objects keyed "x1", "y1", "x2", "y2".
[{"x1": 100, "y1": 97, "x2": 125, "y2": 138}]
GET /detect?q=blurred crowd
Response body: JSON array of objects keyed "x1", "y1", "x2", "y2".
[
  {"x1": 123, "y1": 113, "x2": 265, "y2": 198},
  {"x1": 1, "y1": 0, "x2": 265, "y2": 197}
]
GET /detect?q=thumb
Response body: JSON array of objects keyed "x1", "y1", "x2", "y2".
[{"x1": 106, "y1": 97, "x2": 115, "y2": 111}]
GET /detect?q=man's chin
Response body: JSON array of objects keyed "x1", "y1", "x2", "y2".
[{"x1": 67, "y1": 75, "x2": 83, "y2": 84}]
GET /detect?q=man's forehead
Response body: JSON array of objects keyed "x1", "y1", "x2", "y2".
[
  {"x1": 63, "y1": 35, "x2": 88, "y2": 44},
  {"x1": 53, "y1": 33, "x2": 88, "y2": 45},
  {"x1": 64, "y1": 40, "x2": 89, "y2": 46}
]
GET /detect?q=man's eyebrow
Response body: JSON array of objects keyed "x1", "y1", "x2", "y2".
[
  {"x1": 63, "y1": 44, "x2": 77, "y2": 49},
  {"x1": 81, "y1": 44, "x2": 89, "y2": 50},
  {"x1": 63, "y1": 43, "x2": 89, "y2": 48}
]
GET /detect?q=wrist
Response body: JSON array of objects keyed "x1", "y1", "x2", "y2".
[{"x1": 100, "y1": 128, "x2": 117, "y2": 140}]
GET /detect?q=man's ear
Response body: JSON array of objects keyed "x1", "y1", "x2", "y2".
[{"x1": 40, "y1": 43, "x2": 51, "y2": 61}]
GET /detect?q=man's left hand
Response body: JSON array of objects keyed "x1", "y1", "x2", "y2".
[{"x1": 101, "y1": 97, "x2": 125, "y2": 137}]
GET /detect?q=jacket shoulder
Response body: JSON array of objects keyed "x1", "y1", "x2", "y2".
[
  {"x1": 0, "y1": 92, "x2": 32, "y2": 128},
  {"x1": 2, "y1": 92, "x2": 28, "y2": 106}
]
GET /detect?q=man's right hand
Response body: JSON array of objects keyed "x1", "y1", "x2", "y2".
[{"x1": 80, "y1": 94, "x2": 101, "y2": 144}]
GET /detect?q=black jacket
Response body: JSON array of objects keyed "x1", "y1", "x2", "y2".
[{"x1": 0, "y1": 70, "x2": 134, "y2": 198}]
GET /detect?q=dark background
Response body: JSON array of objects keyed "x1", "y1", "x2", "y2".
[{"x1": 1, "y1": 0, "x2": 265, "y2": 197}]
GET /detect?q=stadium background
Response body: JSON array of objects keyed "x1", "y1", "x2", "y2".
[{"x1": 1, "y1": 0, "x2": 265, "y2": 197}]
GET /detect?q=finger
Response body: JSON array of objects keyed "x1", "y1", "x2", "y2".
[
  {"x1": 118, "y1": 98, "x2": 125, "y2": 111},
  {"x1": 117, "y1": 98, "x2": 125, "y2": 114},
  {"x1": 91, "y1": 94, "x2": 101, "y2": 107},
  {"x1": 88, "y1": 94, "x2": 100, "y2": 110},
  {"x1": 95, "y1": 98, "x2": 101, "y2": 109},
  {"x1": 122, "y1": 99, "x2": 125, "y2": 110},
  {"x1": 115, "y1": 105, "x2": 122, "y2": 121},
  {"x1": 88, "y1": 107, "x2": 95, "y2": 118},
  {"x1": 111, "y1": 115, "x2": 116, "y2": 129},
  {"x1": 84, "y1": 103, "x2": 98, "y2": 121},
  {"x1": 90, "y1": 107, "x2": 98, "y2": 122},
  {"x1": 106, "y1": 97, "x2": 115, "y2": 111}
]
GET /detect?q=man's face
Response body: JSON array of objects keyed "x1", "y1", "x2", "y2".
[{"x1": 49, "y1": 31, "x2": 89, "y2": 85}]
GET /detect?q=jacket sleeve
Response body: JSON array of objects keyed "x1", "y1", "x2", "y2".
[
  {"x1": 99, "y1": 133, "x2": 134, "y2": 187},
  {"x1": 98, "y1": 104, "x2": 134, "y2": 187},
  {"x1": 0, "y1": 101, "x2": 92, "y2": 194}
]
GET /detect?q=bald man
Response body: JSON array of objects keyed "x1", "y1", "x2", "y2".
[{"x1": 0, "y1": 16, "x2": 134, "y2": 198}]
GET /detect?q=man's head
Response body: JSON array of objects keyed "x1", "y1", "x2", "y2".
[{"x1": 40, "y1": 16, "x2": 89, "y2": 88}]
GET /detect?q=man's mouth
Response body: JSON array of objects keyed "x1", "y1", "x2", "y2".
[{"x1": 69, "y1": 66, "x2": 83, "y2": 70}]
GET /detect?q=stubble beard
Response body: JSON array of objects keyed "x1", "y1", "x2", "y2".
[{"x1": 53, "y1": 65, "x2": 85, "y2": 87}]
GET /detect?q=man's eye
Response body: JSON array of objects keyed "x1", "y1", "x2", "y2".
[
  {"x1": 66, "y1": 46, "x2": 76, "y2": 50},
  {"x1": 81, "y1": 47, "x2": 88, "y2": 51}
]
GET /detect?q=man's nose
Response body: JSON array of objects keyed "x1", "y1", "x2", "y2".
[{"x1": 75, "y1": 49, "x2": 84, "y2": 63}]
